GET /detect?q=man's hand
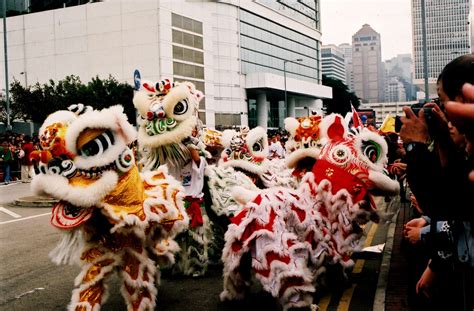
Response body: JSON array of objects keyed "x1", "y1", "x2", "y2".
[
  {"x1": 416, "y1": 264, "x2": 436, "y2": 299},
  {"x1": 399, "y1": 106, "x2": 429, "y2": 144},
  {"x1": 405, "y1": 217, "x2": 427, "y2": 228},
  {"x1": 404, "y1": 226, "x2": 422, "y2": 244},
  {"x1": 445, "y1": 83, "x2": 474, "y2": 129},
  {"x1": 188, "y1": 146, "x2": 201, "y2": 165}
]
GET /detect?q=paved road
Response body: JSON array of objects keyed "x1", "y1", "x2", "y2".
[{"x1": 0, "y1": 183, "x2": 395, "y2": 310}]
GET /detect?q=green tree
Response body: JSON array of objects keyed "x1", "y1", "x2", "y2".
[
  {"x1": 322, "y1": 75, "x2": 360, "y2": 116},
  {"x1": 0, "y1": 95, "x2": 27, "y2": 125},
  {"x1": 8, "y1": 75, "x2": 135, "y2": 125}
]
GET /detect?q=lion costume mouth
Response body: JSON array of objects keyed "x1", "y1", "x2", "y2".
[{"x1": 51, "y1": 201, "x2": 93, "y2": 229}]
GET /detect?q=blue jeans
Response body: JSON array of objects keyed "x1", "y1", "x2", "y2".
[{"x1": 3, "y1": 163, "x2": 11, "y2": 183}]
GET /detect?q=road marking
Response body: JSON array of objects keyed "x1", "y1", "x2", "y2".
[
  {"x1": 15, "y1": 287, "x2": 45, "y2": 299},
  {"x1": 0, "y1": 207, "x2": 22, "y2": 218},
  {"x1": 336, "y1": 284, "x2": 356, "y2": 311},
  {"x1": 352, "y1": 223, "x2": 379, "y2": 274},
  {"x1": 0, "y1": 212, "x2": 50, "y2": 225},
  {"x1": 317, "y1": 294, "x2": 332, "y2": 311}
]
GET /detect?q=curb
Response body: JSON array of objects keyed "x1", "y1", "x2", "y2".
[
  {"x1": 373, "y1": 197, "x2": 400, "y2": 311},
  {"x1": 13, "y1": 196, "x2": 57, "y2": 208}
]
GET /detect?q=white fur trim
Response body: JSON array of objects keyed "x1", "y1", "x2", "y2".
[
  {"x1": 285, "y1": 148, "x2": 319, "y2": 169},
  {"x1": 221, "y1": 130, "x2": 237, "y2": 148},
  {"x1": 319, "y1": 113, "x2": 348, "y2": 140},
  {"x1": 231, "y1": 186, "x2": 258, "y2": 205},
  {"x1": 245, "y1": 126, "x2": 269, "y2": 158},
  {"x1": 284, "y1": 117, "x2": 300, "y2": 136},
  {"x1": 138, "y1": 116, "x2": 196, "y2": 148},
  {"x1": 65, "y1": 105, "x2": 137, "y2": 169},
  {"x1": 218, "y1": 158, "x2": 266, "y2": 176},
  {"x1": 163, "y1": 82, "x2": 200, "y2": 121},
  {"x1": 369, "y1": 170, "x2": 400, "y2": 194},
  {"x1": 39, "y1": 110, "x2": 77, "y2": 135},
  {"x1": 32, "y1": 171, "x2": 119, "y2": 208}
]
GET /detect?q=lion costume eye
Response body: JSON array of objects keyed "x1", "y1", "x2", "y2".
[
  {"x1": 330, "y1": 145, "x2": 351, "y2": 165},
  {"x1": 252, "y1": 142, "x2": 262, "y2": 152},
  {"x1": 78, "y1": 130, "x2": 115, "y2": 157},
  {"x1": 173, "y1": 99, "x2": 188, "y2": 115},
  {"x1": 362, "y1": 140, "x2": 381, "y2": 163}
]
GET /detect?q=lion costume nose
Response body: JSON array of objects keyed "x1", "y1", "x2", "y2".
[{"x1": 147, "y1": 106, "x2": 166, "y2": 120}]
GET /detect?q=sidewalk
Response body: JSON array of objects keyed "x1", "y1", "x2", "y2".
[
  {"x1": 384, "y1": 196, "x2": 422, "y2": 311},
  {"x1": 13, "y1": 195, "x2": 58, "y2": 207}
]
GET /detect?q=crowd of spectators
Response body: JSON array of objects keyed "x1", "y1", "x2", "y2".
[
  {"x1": 0, "y1": 131, "x2": 39, "y2": 184},
  {"x1": 382, "y1": 53, "x2": 474, "y2": 310}
]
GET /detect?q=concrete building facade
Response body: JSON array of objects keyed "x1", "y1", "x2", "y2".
[
  {"x1": 338, "y1": 43, "x2": 353, "y2": 91},
  {"x1": 384, "y1": 53, "x2": 416, "y2": 100},
  {"x1": 321, "y1": 44, "x2": 346, "y2": 83},
  {"x1": 385, "y1": 77, "x2": 407, "y2": 102},
  {"x1": 0, "y1": 0, "x2": 331, "y2": 130},
  {"x1": 352, "y1": 24, "x2": 384, "y2": 103},
  {"x1": 411, "y1": 0, "x2": 472, "y2": 96}
]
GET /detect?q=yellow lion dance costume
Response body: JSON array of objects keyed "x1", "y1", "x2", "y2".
[{"x1": 30, "y1": 104, "x2": 189, "y2": 311}]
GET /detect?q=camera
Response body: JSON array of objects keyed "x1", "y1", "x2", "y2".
[{"x1": 410, "y1": 103, "x2": 434, "y2": 120}]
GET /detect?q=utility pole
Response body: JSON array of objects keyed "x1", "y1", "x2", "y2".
[{"x1": 2, "y1": 0, "x2": 11, "y2": 130}]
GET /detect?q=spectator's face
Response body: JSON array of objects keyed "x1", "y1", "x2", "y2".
[
  {"x1": 448, "y1": 121, "x2": 466, "y2": 148},
  {"x1": 437, "y1": 81, "x2": 450, "y2": 111}
]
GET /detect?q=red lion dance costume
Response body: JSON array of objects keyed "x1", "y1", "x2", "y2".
[
  {"x1": 30, "y1": 104, "x2": 188, "y2": 311},
  {"x1": 220, "y1": 114, "x2": 399, "y2": 310}
]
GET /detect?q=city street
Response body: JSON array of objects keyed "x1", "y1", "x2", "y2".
[{"x1": 0, "y1": 182, "x2": 397, "y2": 311}]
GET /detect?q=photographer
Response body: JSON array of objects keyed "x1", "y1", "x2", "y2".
[{"x1": 399, "y1": 54, "x2": 474, "y2": 310}]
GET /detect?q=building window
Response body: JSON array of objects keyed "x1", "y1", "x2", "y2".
[
  {"x1": 172, "y1": 13, "x2": 203, "y2": 34},
  {"x1": 172, "y1": 46, "x2": 204, "y2": 64},
  {"x1": 215, "y1": 113, "x2": 241, "y2": 129},
  {"x1": 173, "y1": 62, "x2": 204, "y2": 80},
  {"x1": 172, "y1": 13, "x2": 205, "y2": 111}
]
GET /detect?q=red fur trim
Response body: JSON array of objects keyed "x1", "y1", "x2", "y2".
[
  {"x1": 255, "y1": 251, "x2": 291, "y2": 278},
  {"x1": 230, "y1": 209, "x2": 248, "y2": 225},
  {"x1": 291, "y1": 204, "x2": 306, "y2": 222}
]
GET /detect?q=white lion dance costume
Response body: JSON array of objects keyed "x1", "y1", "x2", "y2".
[
  {"x1": 30, "y1": 104, "x2": 189, "y2": 311},
  {"x1": 133, "y1": 78, "x2": 212, "y2": 277},
  {"x1": 220, "y1": 114, "x2": 399, "y2": 310},
  {"x1": 206, "y1": 126, "x2": 295, "y2": 218}
]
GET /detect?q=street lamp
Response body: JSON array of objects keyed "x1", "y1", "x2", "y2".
[
  {"x1": 20, "y1": 71, "x2": 28, "y2": 87},
  {"x1": 283, "y1": 58, "x2": 303, "y2": 114}
]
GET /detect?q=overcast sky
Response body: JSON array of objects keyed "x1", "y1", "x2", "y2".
[{"x1": 320, "y1": 0, "x2": 413, "y2": 61}]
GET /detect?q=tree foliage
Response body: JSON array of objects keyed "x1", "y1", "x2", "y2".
[
  {"x1": 7, "y1": 75, "x2": 135, "y2": 125},
  {"x1": 322, "y1": 75, "x2": 360, "y2": 116}
]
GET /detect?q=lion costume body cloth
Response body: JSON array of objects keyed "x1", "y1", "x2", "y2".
[
  {"x1": 220, "y1": 114, "x2": 400, "y2": 310},
  {"x1": 30, "y1": 104, "x2": 189, "y2": 311}
]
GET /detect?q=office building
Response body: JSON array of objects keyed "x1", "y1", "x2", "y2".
[
  {"x1": 385, "y1": 77, "x2": 407, "y2": 102},
  {"x1": 352, "y1": 24, "x2": 384, "y2": 103},
  {"x1": 338, "y1": 43, "x2": 353, "y2": 91},
  {"x1": 411, "y1": 0, "x2": 472, "y2": 96},
  {"x1": 0, "y1": 0, "x2": 331, "y2": 130},
  {"x1": 321, "y1": 44, "x2": 346, "y2": 83}
]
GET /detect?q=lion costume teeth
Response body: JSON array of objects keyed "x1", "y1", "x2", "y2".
[{"x1": 30, "y1": 104, "x2": 188, "y2": 311}]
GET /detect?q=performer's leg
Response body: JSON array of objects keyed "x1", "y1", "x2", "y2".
[
  {"x1": 221, "y1": 251, "x2": 252, "y2": 301},
  {"x1": 119, "y1": 249, "x2": 158, "y2": 311},
  {"x1": 68, "y1": 248, "x2": 117, "y2": 311}
]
